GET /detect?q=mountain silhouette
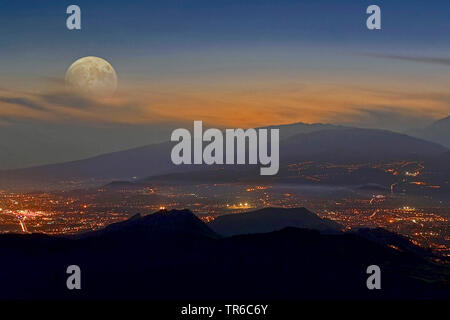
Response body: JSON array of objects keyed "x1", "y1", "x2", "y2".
[
  {"x1": 209, "y1": 207, "x2": 342, "y2": 236},
  {"x1": 262, "y1": 121, "x2": 344, "y2": 140},
  {"x1": 408, "y1": 115, "x2": 450, "y2": 148},
  {"x1": 141, "y1": 128, "x2": 447, "y2": 186},
  {"x1": 281, "y1": 128, "x2": 447, "y2": 163},
  {"x1": 0, "y1": 208, "x2": 448, "y2": 300},
  {"x1": 76, "y1": 209, "x2": 219, "y2": 240},
  {"x1": 1, "y1": 126, "x2": 446, "y2": 191},
  {"x1": 352, "y1": 228, "x2": 437, "y2": 259}
]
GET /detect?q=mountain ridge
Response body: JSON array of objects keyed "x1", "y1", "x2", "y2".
[
  {"x1": 0, "y1": 125, "x2": 447, "y2": 191},
  {"x1": 0, "y1": 207, "x2": 448, "y2": 299},
  {"x1": 209, "y1": 207, "x2": 342, "y2": 237},
  {"x1": 407, "y1": 115, "x2": 450, "y2": 148}
]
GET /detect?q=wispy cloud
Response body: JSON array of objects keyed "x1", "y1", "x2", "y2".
[
  {"x1": 368, "y1": 54, "x2": 450, "y2": 67},
  {"x1": 39, "y1": 91, "x2": 105, "y2": 110},
  {"x1": 0, "y1": 85, "x2": 154, "y2": 126},
  {"x1": 0, "y1": 97, "x2": 47, "y2": 111},
  {"x1": 0, "y1": 76, "x2": 449, "y2": 130}
]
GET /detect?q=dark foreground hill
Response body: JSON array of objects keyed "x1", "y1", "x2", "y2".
[{"x1": 0, "y1": 209, "x2": 448, "y2": 300}]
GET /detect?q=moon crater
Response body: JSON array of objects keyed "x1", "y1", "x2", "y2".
[{"x1": 65, "y1": 56, "x2": 118, "y2": 96}]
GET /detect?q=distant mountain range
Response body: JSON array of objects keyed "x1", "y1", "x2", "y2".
[
  {"x1": 262, "y1": 121, "x2": 345, "y2": 140},
  {"x1": 0, "y1": 141, "x2": 176, "y2": 190},
  {"x1": 407, "y1": 116, "x2": 450, "y2": 148},
  {"x1": 119, "y1": 127, "x2": 450, "y2": 191},
  {"x1": 0, "y1": 121, "x2": 176, "y2": 170},
  {"x1": 0, "y1": 208, "x2": 448, "y2": 299},
  {"x1": 280, "y1": 127, "x2": 446, "y2": 163},
  {"x1": 0, "y1": 123, "x2": 447, "y2": 191}
]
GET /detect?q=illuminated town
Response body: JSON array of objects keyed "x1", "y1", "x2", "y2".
[
  {"x1": 0, "y1": 162, "x2": 448, "y2": 259},
  {"x1": 0, "y1": 159, "x2": 448, "y2": 256}
]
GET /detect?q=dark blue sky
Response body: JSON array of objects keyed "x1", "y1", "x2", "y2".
[{"x1": 1, "y1": 0, "x2": 450, "y2": 69}]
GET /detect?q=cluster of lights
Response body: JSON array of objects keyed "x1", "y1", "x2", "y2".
[{"x1": 226, "y1": 202, "x2": 252, "y2": 209}]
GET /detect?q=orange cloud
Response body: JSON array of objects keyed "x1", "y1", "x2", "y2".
[{"x1": 0, "y1": 78, "x2": 448, "y2": 129}]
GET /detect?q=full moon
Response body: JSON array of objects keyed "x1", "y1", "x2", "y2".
[{"x1": 65, "y1": 56, "x2": 118, "y2": 96}]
